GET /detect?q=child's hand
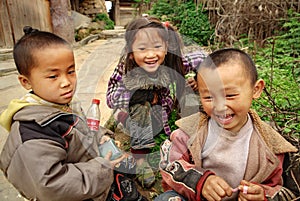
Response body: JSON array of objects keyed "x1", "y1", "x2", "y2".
[
  {"x1": 202, "y1": 175, "x2": 233, "y2": 200},
  {"x1": 99, "y1": 135, "x2": 111, "y2": 145},
  {"x1": 114, "y1": 140, "x2": 121, "y2": 147},
  {"x1": 100, "y1": 135, "x2": 121, "y2": 146},
  {"x1": 237, "y1": 180, "x2": 265, "y2": 201},
  {"x1": 186, "y1": 77, "x2": 198, "y2": 91},
  {"x1": 104, "y1": 151, "x2": 126, "y2": 168}
]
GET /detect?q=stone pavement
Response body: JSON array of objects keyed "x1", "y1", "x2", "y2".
[
  {"x1": 75, "y1": 37, "x2": 125, "y2": 124},
  {"x1": 0, "y1": 34, "x2": 125, "y2": 200}
]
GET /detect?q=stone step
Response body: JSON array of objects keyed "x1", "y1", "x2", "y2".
[{"x1": 0, "y1": 49, "x2": 13, "y2": 61}]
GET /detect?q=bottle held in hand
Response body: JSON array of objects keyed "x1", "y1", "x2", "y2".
[{"x1": 86, "y1": 98, "x2": 101, "y2": 132}]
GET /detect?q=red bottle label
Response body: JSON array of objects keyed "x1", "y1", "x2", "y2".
[{"x1": 87, "y1": 118, "x2": 100, "y2": 131}]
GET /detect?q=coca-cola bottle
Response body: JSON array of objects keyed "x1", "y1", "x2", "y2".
[{"x1": 86, "y1": 98, "x2": 101, "y2": 132}]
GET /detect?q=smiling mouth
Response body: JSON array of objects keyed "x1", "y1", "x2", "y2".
[
  {"x1": 145, "y1": 60, "x2": 158, "y2": 66},
  {"x1": 216, "y1": 114, "x2": 234, "y2": 124}
]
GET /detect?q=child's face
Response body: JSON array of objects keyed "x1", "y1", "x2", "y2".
[
  {"x1": 197, "y1": 61, "x2": 264, "y2": 133},
  {"x1": 18, "y1": 45, "x2": 76, "y2": 105},
  {"x1": 131, "y1": 28, "x2": 167, "y2": 74}
]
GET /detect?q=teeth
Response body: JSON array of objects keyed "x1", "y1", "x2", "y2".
[
  {"x1": 146, "y1": 60, "x2": 157, "y2": 64},
  {"x1": 217, "y1": 114, "x2": 233, "y2": 121}
]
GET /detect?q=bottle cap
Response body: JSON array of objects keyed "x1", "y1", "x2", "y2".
[{"x1": 92, "y1": 99, "x2": 100, "y2": 105}]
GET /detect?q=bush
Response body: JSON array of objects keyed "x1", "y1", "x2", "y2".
[
  {"x1": 93, "y1": 13, "x2": 114, "y2": 30},
  {"x1": 149, "y1": 0, "x2": 214, "y2": 46},
  {"x1": 251, "y1": 10, "x2": 300, "y2": 141}
]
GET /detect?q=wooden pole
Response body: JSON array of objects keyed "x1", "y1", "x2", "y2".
[
  {"x1": 115, "y1": 0, "x2": 120, "y2": 26},
  {"x1": 50, "y1": 0, "x2": 74, "y2": 44}
]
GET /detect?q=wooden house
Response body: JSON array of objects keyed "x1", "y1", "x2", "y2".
[
  {"x1": 0, "y1": 0, "x2": 75, "y2": 48},
  {"x1": 0, "y1": 0, "x2": 149, "y2": 48}
]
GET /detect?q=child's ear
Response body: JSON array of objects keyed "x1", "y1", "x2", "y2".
[
  {"x1": 253, "y1": 79, "x2": 265, "y2": 99},
  {"x1": 18, "y1": 75, "x2": 32, "y2": 90},
  {"x1": 129, "y1": 53, "x2": 134, "y2": 60}
]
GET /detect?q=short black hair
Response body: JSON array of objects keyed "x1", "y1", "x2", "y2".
[
  {"x1": 198, "y1": 48, "x2": 258, "y2": 85},
  {"x1": 13, "y1": 26, "x2": 71, "y2": 76}
]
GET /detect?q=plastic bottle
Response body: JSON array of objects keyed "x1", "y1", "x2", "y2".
[{"x1": 86, "y1": 98, "x2": 101, "y2": 132}]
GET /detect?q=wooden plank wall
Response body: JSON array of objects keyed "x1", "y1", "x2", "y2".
[
  {"x1": 0, "y1": 0, "x2": 52, "y2": 48},
  {"x1": 0, "y1": 0, "x2": 13, "y2": 47}
]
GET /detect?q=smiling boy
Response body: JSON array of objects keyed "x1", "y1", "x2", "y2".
[{"x1": 156, "y1": 48, "x2": 298, "y2": 201}]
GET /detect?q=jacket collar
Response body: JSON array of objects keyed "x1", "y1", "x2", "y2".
[{"x1": 175, "y1": 109, "x2": 297, "y2": 154}]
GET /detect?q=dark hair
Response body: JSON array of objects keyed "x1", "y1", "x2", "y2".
[
  {"x1": 13, "y1": 26, "x2": 71, "y2": 76},
  {"x1": 198, "y1": 48, "x2": 258, "y2": 85},
  {"x1": 123, "y1": 16, "x2": 186, "y2": 96}
]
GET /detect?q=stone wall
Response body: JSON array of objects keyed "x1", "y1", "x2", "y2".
[{"x1": 78, "y1": 0, "x2": 107, "y2": 18}]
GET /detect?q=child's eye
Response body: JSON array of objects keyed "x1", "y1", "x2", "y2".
[
  {"x1": 68, "y1": 70, "x2": 76, "y2": 75},
  {"x1": 133, "y1": 47, "x2": 145, "y2": 51},
  {"x1": 226, "y1": 94, "x2": 237, "y2": 98},
  {"x1": 202, "y1": 96, "x2": 213, "y2": 101},
  {"x1": 47, "y1": 75, "x2": 58, "y2": 79}
]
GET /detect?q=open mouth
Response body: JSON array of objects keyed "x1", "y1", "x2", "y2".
[
  {"x1": 145, "y1": 60, "x2": 158, "y2": 66},
  {"x1": 216, "y1": 114, "x2": 234, "y2": 124}
]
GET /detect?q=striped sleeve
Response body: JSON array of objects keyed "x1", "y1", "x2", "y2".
[
  {"x1": 183, "y1": 51, "x2": 207, "y2": 74},
  {"x1": 106, "y1": 62, "x2": 131, "y2": 109}
]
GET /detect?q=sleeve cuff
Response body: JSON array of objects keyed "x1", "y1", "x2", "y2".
[{"x1": 196, "y1": 170, "x2": 215, "y2": 201}]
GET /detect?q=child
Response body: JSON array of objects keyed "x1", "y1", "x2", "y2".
[
  {"x1": 156, "y1": 48, "x2": 298, "y2": 201},
  {"x1": 106, "y1": 16, "x2": 206, "y2": 188},
  {"x1": 0, "y1": 26, "x2": 141, "y2": 201}
]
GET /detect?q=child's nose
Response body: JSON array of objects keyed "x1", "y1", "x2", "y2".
[
  {"x1": 60, "y1": 76, "x2": 71, "y2": 88},
  {"x1": 145, "y1": 49, "x2": 156, "y2": 58},
  {"x1": 214, "y1": 99, "x2": 227, "y2": 112}
]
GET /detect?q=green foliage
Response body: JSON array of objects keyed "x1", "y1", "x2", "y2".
[
  {"x1": 148, "y1": 0, "x2": 214, "y2": 46},
  {"x1": 176, "y1": 2, "x2": 213, "y2": 46},
  {"x1": 133, "y1": 0, "x2": 151, "y2": 4},
  {"x1": 250, "y1": 10, "x2": 300, "y2": 140},
  {"x1": 148, "y1": 0, "x2": 178, "y2": 18},
  {"x1": 93, "y1": 13, "x2": 114, "y2": 30}
]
